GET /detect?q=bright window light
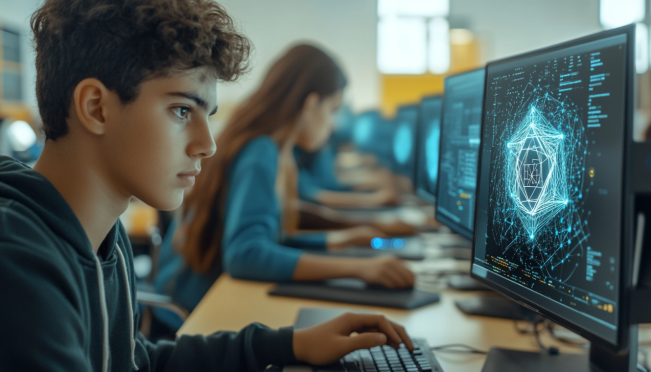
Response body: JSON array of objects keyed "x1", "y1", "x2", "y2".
[
  {"x1": 377, "y1": 18, "x2": 427, "y2": 74},
  {"x1": 428, "y1": 17, "x2": 450, "y2": 74},
  {"x1": 8, "y1": 120, "x2": 36, "y2": 152},
  {"x1": 378, "y1": 0, "x2": 449, "y2": 18},
  {"x1": 600, "y1": 0, "x2": 645, "y2": 29},
  {"x1": 636, "y1": 23, "x2": 649, "y2": 74}
]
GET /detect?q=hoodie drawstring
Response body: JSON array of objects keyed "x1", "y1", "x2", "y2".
[
  {"x1": 94, "y1": 256, "x2": 110, "y2": 372},
  {"x1": 93, "y1": 244, "x2": 139, "y2": 372},
  {"x1": 115, "y1": 243, "x2": 139, "y2": 371}
]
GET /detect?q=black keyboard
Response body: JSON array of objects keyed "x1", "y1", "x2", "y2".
[{"x1": 335, "y1": 339, "x2": 443, "y2": 372}]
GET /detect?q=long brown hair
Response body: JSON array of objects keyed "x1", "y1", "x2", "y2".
[{"x1": 178, "y1": 44, "x2": 347, "y2": 273}]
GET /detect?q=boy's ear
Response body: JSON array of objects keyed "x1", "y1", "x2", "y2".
[{"x1": 72, "y1": 78, "x2": 112, "y2": 136}]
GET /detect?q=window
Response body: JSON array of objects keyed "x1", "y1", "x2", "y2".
[
  {"x1": 599, "y1": 0, "x2": 644, "y2": 29},
  {"x1": 599, "y1": 0, "x2": 648, "y2": 74},
  {"x1": 377, "y1": 0, "x2": 450, "y2": 74}
]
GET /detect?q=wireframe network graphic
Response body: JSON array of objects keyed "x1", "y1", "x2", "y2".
[
  {"x1": 506, "y1": 107, "x2": 568, "y2": 239},
  {"x1": 488, "y1": 83, "x2": 591, "y2": 284}
]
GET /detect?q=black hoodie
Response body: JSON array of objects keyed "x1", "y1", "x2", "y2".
[{"x1": 0, "y1": 156, "x2": 297, "y2": 371}]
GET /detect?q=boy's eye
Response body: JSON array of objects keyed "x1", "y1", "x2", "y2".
[{"x1": 173, "y1": 107, "x2": 190, "y2": 119}]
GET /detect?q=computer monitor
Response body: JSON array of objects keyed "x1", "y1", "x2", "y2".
[
  {"x1": 435, "y1": 68, "x2": 485, "y2": 240},
  {"x1": 472, "y1": 25, "x2": 637, "y2": 370},
  {"x1": 352, "y1": 110, "x2": 381, "y2": 152},
  {"x1": 392, "y1": 104, "x2": 419, "y2": 177},
  {"x1": 414, "y1": 95, "x2": 443, "y2": 203},
  {"x1": 353, "y1": 110, "x2": 395, "y2": 166}
]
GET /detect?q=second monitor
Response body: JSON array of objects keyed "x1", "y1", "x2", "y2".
[
  {"x1": 435, "y1": 68, "x2": 485, "y2": 240},
  {"x1": 414, "y1": 95, "x2": 443, "y2": 203}
]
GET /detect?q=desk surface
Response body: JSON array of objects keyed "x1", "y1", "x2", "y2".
[
  {"x1": 177, "y1": 233, "x2": 651, "y2": 371},
  {"x1": 178, "y1": 273, "x2": 600, "y2": 371}
]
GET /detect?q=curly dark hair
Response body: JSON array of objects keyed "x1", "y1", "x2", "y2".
[{"x1": 31, "y1": 0, "x2": 252, "y2": 140}]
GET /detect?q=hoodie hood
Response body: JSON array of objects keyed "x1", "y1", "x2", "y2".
[{"x1": 0, "y1": 156, "x2": 96, "y2": 261}]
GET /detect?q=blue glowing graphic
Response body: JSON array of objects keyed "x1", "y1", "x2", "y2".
[
  {"x1": 426, "y1": 120, "x2": 440, "y2": 181},
  {"x1": 354, "y1": 116, "x2": 373, "y2": 145},
  {"x1": 490, "y1": 84, "x2": 590, "y2": 283},
  {"x1": 507, "y1": 108, "x2": 568, "y2": 237},
  {"x1": 371, "y1": 237, "x2": 406, "y2": 250},
  {"x1": 393, "y1": 123, "x2": 413, "y2": 165}
]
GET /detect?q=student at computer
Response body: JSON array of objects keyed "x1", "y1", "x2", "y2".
[
  {"x1": 0, "y1": 1, "x2": 413, "y2": 370},
  {"x1": 295, "y1": 143, "x2": 401, "y2": 208},
  {"x1": 155, "y1": 44, "x2": 414, "y2": 323}
]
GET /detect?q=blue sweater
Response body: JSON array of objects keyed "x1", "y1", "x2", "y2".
[{"x1": 155, "y1": 136, "x2": 326, "y2": 328}]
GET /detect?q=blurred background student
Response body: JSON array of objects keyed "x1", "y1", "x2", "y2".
[
  {"x1": 294, "y1": 141, "x2": 400, "y2": 208},
  {"x1": 154, "y1": 45, "x2": 415, "y2": 331}
]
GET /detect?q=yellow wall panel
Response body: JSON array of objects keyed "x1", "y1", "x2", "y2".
[{"x1": 380, "y1": 40, "x2": 481, "y2": 117}]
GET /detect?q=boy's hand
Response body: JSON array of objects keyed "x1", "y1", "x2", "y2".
[{"x1": 292, "y1": 313, "x2": 414, "y2": 365}]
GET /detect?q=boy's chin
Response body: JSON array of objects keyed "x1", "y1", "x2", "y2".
[{"x1": 137, "y1": 190, "x2": 184, "y2": 211}]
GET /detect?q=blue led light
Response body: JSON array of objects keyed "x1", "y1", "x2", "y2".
[
  {"x1": 371, "y1": 237, "x2": 384, "y2": 249},
  {"x1": 391, "y1": 238, "x2": 405, "y2": 249}
]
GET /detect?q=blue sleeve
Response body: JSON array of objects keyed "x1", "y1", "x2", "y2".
[
  {"x1": 222, "y1": 137, "x2": 302, "y2": 282},
  {"x1": 311, "y1": 145, "x2": 350, "y2": 192},
  {"x1": 297, "y1": 167, "x2": 323, "y2": 202},
  {"x1": 282, "y1": 232, "x2": 327, "y2": 250}
]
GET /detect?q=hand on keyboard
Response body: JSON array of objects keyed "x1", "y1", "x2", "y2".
[{"x1": 293, "y1": 312, "x2": 414, "y2": 366}]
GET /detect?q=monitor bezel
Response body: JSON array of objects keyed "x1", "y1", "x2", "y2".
[
  {"x1": 414, "y1": 94, "x2": 443, "y2": 203},
  {"x1": 435, "y1": 68, "x2": 485, "y2": 240},
  {"x1": 471, "y1": 24, "x2": 636, "y2": 351},
  {"x1": 392, "y1": 103, "x2": 421, "y2": 177}
]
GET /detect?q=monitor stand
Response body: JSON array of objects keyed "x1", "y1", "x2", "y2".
[
  {"x1": 455, "y1": 295, "x2": 537, "y2": 321},
  {"x1": 481, "y1": 326, "x2": 644, "y2": 372}
]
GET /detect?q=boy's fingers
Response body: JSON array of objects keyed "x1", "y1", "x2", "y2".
[
  {"x1": 345, "y1": 314, "x2": 403, "y2": 346},
  {"x1": 391, "y1": 322, "x2": 414, "y2": 350},
  {"x1": 343, "y1": 333, "x2": 387, "y2": 353}
]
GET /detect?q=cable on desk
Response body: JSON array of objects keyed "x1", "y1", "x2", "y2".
[
  {"x1": 430, "y1": 344, "x2": 488, "y2": 355},
  {"x1": 531, "y1": 318, "x2": 559, "y2": 355}
]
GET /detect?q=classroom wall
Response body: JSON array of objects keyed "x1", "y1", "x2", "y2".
[
  {"x1": 452, "y1": 0, "x2": 602, "y2": 62},
  {"x1": 0, "y1": 0, "x2": 605, "y2": 122},
  {"x1": 0, "y1": 0, "x2": 40, "y2": 118},
  {"x1": 213, "y1": 0, "x2": 379, "y2": 117}
]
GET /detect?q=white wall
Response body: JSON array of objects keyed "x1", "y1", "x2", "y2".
[
  {"x1": 215, "y1": 0, "x2": 379, "y2": 114},
  {"x1": 451, "y1": 0, "x2": 602, "y2": 62}
]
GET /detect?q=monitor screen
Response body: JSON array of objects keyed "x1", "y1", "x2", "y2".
[
  {"x1": 353, "y1": 110, "x2": 381, "y2": 151},
  {"x1": 415, "y1": 96, "x2": 443, "y2": 203},
  {"x1": 393, "y1": 104, "x2": 419, "y2": 177},
  {"x1": 435, "y1": 69, "x2": 485, "y2": 239},
  {"x1": 353, "y1": 110, "x2": 395, "y2": 167},
  {"x1": 472, "y1": 31, "x2": 630, "y2": 345}
]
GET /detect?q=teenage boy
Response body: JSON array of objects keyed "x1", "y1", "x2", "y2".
[{"x1": 0, "y1": 0, "x2": 413, "y2": 371}]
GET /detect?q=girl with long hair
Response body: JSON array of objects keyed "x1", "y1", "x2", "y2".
[{"x1": 155, "y1": 45, "x2": 414, "y2": 328}]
